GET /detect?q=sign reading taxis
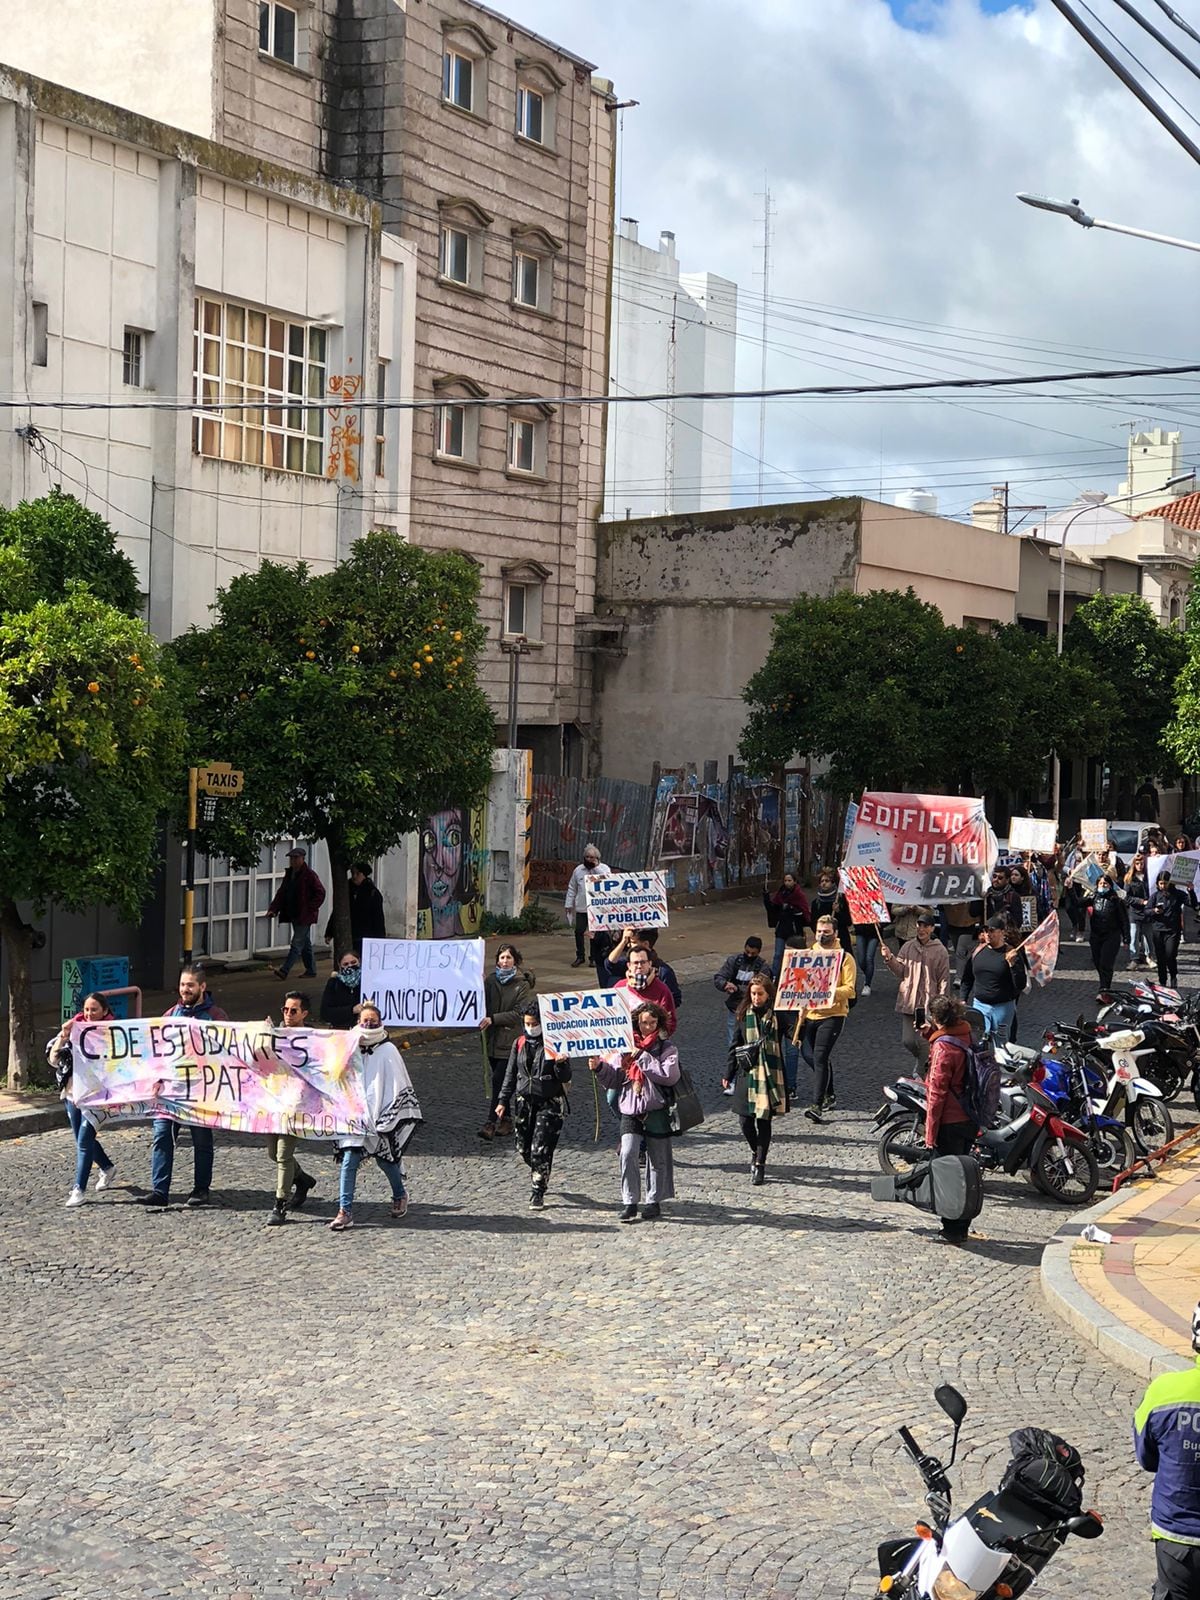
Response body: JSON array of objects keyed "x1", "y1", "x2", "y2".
[{"x1": 197, "y1": 762, "x2": 245, "y2": 797}]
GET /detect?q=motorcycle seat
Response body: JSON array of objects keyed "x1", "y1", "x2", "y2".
[{"x1": 963, "y1": 1485, "x2": 1058, "y2": 1547}]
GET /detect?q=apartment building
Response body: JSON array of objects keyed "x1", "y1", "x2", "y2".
[{"x1": 5, "y1": 0, "x2": 617, "y2": 774}]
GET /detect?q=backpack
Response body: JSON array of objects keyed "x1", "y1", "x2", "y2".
[
  {"x1": 941, "y1": 1035, "x2": 1001, "y2": 1131},
  {"x1": 514, "y1": 1036, "x2": 568, "y2": 1110},
  {"x1": 999, "y1": 1428, "x2": 1084, "y2": 1516}
]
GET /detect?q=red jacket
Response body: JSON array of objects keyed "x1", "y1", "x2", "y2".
[
  {"x1": 267, "y1": 862, "x2": 326, "y2": 927},
  {"x1": 924, "y1": 1021, "x2": 973, "y2": 1146},
  {"x1": 615, "y1": 975, "x2": 677, "y2": 1036}
]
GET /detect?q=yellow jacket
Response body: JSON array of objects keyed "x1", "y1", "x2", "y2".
[{"x1": 802, "y1": 949, "x2": 858, "y2": 1020}]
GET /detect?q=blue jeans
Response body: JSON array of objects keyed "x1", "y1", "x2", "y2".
[
  {"x1": 281, "y1": 922, "x2": 316, "y2": 977},
  {"x1": 150, "y1": 1118, "x2": 214, "y2": 1199},
  {"x1": 783, "y1": 1035, "x2": 800, "y2": 1097},
  {"x1": 1131, "y1": 921, "x2": 1152, "y2": 963},
  {"x1": 339, "y1": 1147, "x2": 405, "y2": 1211},
  {"x1": 66, "y1": 1101, "x2": 113, "y2": 1191},
  {"x1": 773, "y1": 934, "x2": 790, "y2": 978},
  {"x1": 725, "y1": 1008, "x2": 738, "y2": 1049},
  {"x1": 971, "y1": 999, "x2": 1016, "y2": 1044},
  {"x1": 856, "y1": 931, "x2": 879, "y2": 986}
]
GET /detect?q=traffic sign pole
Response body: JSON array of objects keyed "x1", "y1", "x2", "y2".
[{"x1": 184, "y1": 765, "x2": 198, "y2": 963}]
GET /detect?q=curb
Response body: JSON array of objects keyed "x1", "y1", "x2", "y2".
[
  {"x1": 1040, "y1": 1184, "x2": 1192, "y2": 1379},
  {"x1": 0, "y1": 1104, "x2": 65, "y2": 1143}
]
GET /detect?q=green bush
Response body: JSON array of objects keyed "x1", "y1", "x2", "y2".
[{"x1": 480, "y1": 901, "x2": 559, "y2": 936}]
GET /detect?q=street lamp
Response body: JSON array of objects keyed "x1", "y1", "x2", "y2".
[
  {"x1": 1049, "y1": 473, "x2": 1194, "y2": 822},
  {"x1": 1017, "y1": 192, "x2": 1200, "y2": 256}
]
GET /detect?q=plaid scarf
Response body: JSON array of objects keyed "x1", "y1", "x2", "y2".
[{"x1": 742, "y1": 1008, "x2": 788, "y2": 1119}]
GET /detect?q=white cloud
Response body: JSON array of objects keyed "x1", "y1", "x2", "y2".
[{"x1": 519, "y1": 0, "x2": 1200, "y2": 518}]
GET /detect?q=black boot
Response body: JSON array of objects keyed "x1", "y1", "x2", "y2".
[
  {"x1": 289, "y1": 1168, "x2": 317, "y2": 1210},
  {"x1": 266, "y1": 1200, "x2": 287, "y2": 1226}
]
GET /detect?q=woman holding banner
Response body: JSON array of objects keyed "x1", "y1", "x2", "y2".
[
  {"x1": 799, "y1": 916, "x2": 858, "y2": 1123},
  {"x1": 329, "y1": 1004, "x2": 423, "y2": 1231},
  {"x1": 590, "y1": 1002, "x2": 680, "y2": 1224},
  {"x1": 50, "y1": 992, "x2": 119, "y2": 1208},
  {"x1": 724, "y1": 974, "x2": 789, "y2": 1185}
]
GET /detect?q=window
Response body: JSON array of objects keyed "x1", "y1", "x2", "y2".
[
  {"x1": 375, "y1": 358, "x2": 388, "y2": 479},
  {"x1": 508, "y1": 418, "x2": 536, "y2": 475},
  {"x1": 31, "y1": 301, "x2": 47, "y2": 367},
  {"x1": 122, "y1": 328, "x2": 144, "y2": 387},
  {"x1": 512, "y1": 251, "x2": 540, "y2": 309},
  {"x1": 440, "y1": 225, "x2": 470, "y2": 285},
  {"x1": 437, "y1": 404, "x2": 466, "y2": 460},
  {"x1": 505, "y1": 404, "x2": 550, "y2": 478},
  {"x1": 192, "y1": 297, "x2": 328, "y2": 475},
  {"x1": 505, "y1": 582, "x2": 527, "y2": 638},
  {"x1": 259, "y1": 2, "x2": 298, "y2": 65},
  {"x1": 516, "y1": 84, "x2": 544, "y2": 144},
  {"x1": 442, "y1": 49, "x2": 474, "y2": 111}
]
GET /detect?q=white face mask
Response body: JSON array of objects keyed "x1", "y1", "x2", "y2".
[{"x1": 526, "y1": 1024, "x2": 542, "y2": 1037}]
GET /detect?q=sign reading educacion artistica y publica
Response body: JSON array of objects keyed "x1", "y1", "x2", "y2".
[
  {"x1": 843, "y1": 791, "x2": 999, "y2": 905},
  {"x1": 584, "y1": 871, "x2": 669, "y2": 933},
  {"x1": 538, "y1": 989, "x2": 636, "y2": 1059}
]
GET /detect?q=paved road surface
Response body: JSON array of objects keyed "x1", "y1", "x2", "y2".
[{"x1": 0, "y1": 942, "x2": 1170, "y2": 1598}]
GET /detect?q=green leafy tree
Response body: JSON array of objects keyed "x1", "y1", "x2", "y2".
[
  {"x1": 1065, "y1": 593, "x2": 1187, "y2": 808},
  {"x1": 168, "y1": 532, "x2": 496, "y2": 958},
  {"x1": 0, "y1": 494, "x2": 184, "y2": 1088},
  {"x1": 1165, "y1": 588, "x2": 1200, "y2": 779}
]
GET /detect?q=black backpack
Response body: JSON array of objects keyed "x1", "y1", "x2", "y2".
[{"x1": 999, "y1": 1428, "x2": 1084, "y2": 1516}]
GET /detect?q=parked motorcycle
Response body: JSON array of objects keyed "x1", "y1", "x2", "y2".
[
  {"x1": 1039, "y1": 1022, "x2": 1174, "y2": 1154},
  {"x1": 874, "y1": 1384, "x2": 1103, "y2": 1598},
  {"x1": 1096, "y1": 988, "x2": 1200, "y2": 1107}
]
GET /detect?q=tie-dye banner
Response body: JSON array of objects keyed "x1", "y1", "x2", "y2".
[
  {"x1": 70, "y1": 1017, "x2": 369, "y2": 1138},
  {"x1": 1022, "y1": 913, "x2": 1061, "y2": 989}
]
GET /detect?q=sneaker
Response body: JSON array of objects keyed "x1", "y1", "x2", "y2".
[
  {"x1": 391, "y1": 1195, "x2": 409, "y2": 1218},
  {"x1": 570, "y1": 958, "x2": 585, "y2": 968},
  {"x1": 861, "y1": 985, "x2": 872, "y2": 997},
  {"x1": 266, "y1": 1205, "x2": 287, "y2": 1226},
  {"x1": 477, "y1": 1123, "x2": 496, "y2": 1141},
  {"x1": 722, "y1": 1084, "x2": 735, "y2": 1096},
  {"x1": 289, "y1": 1170, "x2": 317, "y2": 1210},
  {"x1": 185, "y1": 1190, "x2": 213, "y2": 1208},
  {"x1": 529, "y1": 1187, "x2": 544, "y2": 1210},
  {"x1": 95, "y1": 1165, "x2": 116, "y2": 1192},
  {"x1": 619, "y1": 1204, "x2": 639, "y2": 1224},
  {"x1": 496, "y1": 1117, "x2": 514, "y2": 1136},
  {"x1": 65, "y1": 1187, "x2": 85, "y2": 1208},
  {"x1": 642, "y1": 1201, "x2": 661, "y2": 1220},
  {"x1": 328, "y1": 1209, "x2": 353, "y2": 1231},
  {"x1": 823, "y1": 1092, "x2": 837, "y2": 1110},
  {"x1": 134, "y1": 1192, "x2": 169, "y2": 1209},
  {"x1": 803, "y1": 1105, "x2": 825, "y2": 1124}
]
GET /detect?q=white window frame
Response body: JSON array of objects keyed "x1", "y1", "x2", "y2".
[
  {"x1": 439, "y1": 224, "x2": 471, "y2": 286},
  {"x1": 442, "y1": 48, "x2": 475, "y2": 112},
  {"x1": 375, "y1": 357, "x2": 388, "y2": 479},
  {"x1": 505, "y1": 581, "x2": 528, "y2": 638},
  {"x1": 516, "y1": 84, "x2": 545, "y2": 144},
  {"x1": 259, "y1": 2, "x2": 298, "y2": 66},
  {"x1": 502, "y1": 577, "x2": 544, "y2": 644},
  {"x1": 192, "y1": 296, "x2": 328, "y2": 476},
  {"x1": 122, "y1": 327, "x2": 145, "y2": 388},
  {"x1": 507, "y1": 414, "x2": 548, "y2": 479},
  {"x1": 434, "y1": 400, "x2": 480, "y2": 467},
  {"x1": 512, "y1": 250, "x2": 540, "y2": 309}
]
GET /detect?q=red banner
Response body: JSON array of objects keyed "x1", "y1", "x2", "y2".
[{"x1": 843, "y1": 792, "x2": 998, "y2": 905}]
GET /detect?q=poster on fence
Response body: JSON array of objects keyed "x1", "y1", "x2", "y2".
[
  {"x1": 361, "y1": 937, "x2": 484, "y2": 1028},
  {"x1": 1008, "y1": 816, "x2": 1057, "y2": 855},
  {"x1": 776, "y1": 948, "x2": 844, "y2": 1011},
  {"x1": 838, "y1": 864, "x2": 889, "y2": 926},
  {"x1": 1080, "y1": 818, "x2": 1109, "y2": 853},
  {"x1": 539, "y1": 989, "x2": 635, "y2": 1059},
  {"x1": 70, "y1": 1018, "x2": 368, "y2": 1137},
  {"x1": 843, "y1": 792, "x2": 998, "y2": 905},
  {"x1": 585, "y1": 871, "x2": 669, "y2": 933}
]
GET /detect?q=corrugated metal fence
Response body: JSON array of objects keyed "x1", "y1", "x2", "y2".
[{"x1": 531, "y1": 775, "x2": 655, "y2": 872}]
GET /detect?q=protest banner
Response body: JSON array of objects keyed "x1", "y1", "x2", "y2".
[
  {"x1": 1148, "y1": 851, "x2": 1200, "y2": 894},
  {"x1": 1019, "y1": 895, "x2": 1038, "y2": 931},
  {"x1": 1021, "y1": 913, "x2": 1061, "y2": 988},
  {"x1": 361, "y1": 936, "x2": 484, "y2": 1028},
  {"x1": 1008, "y1": 816, "x2": 1057, "y2": 855},
  {"x1": 838, "y1": 864, "x2": 889, "y2": 925},
  {"x1": 585, "y1": 871, "x2": 669, "y2": 933},
  {"x1": 538, "y1": 989, "x2": 635, "y2": 1059},
  {"x1": 843, "y1": 792, "x2": 998, "y2": 905},
  {"x1": 1080, "y1": 818, "x2": 1109, "y2": 853},
  {"x1": 776, "y1": 948, "x2": 844, "y2": 1011},
  {"x1": 70, "y1": 1018, "x2": 367, "y2": 1137}
]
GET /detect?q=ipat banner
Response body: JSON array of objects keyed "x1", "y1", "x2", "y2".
[
  {"x1": 843, "y1": 791, "x2": 997, "y2": 905},
  {"x1": 776, "y1": 949, "x2": 844, "y2": 1012},
  {"x1": 70, "y1": 1018, "x2": 368, "y2": 1137},
  {"x1": 839, "y1": 864, "x2": 889, "y2": 926},
  {"x1": 1008, "y1": 816, "x2": 1057, "y2": 855},
  {"x1": 585, "y1": 871, "x2": 669, "y2": 933},
  {"x1": 539, "y1": 989, "x2": 635, "y2": 1059},
  {"x1": 361, "y1": 936, "x2": 484, "y2": 1028}
]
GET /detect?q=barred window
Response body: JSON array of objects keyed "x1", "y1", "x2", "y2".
[{"x1": 192, "y1": 297, "x2": 327, "y2": 475}]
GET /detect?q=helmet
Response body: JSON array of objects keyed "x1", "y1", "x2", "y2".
[{"x1": 1192, "y1": 1302, "x2": 1200, "y2": 1354}]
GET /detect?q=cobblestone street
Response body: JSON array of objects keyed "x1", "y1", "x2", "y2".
[{"x1": 0, "y1": 944, "x2": 1171, "y2": 1598}]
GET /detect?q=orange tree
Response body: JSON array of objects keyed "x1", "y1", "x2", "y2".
[{"x1": 167, "y1": 531, "x2": 496, "y2": 957}]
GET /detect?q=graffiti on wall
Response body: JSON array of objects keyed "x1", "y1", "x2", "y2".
[{"x1": 417, "y1": 802, "x2": 487, "y2": 939}]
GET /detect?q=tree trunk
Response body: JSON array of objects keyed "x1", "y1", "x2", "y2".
[
  {"x1": 1, "y1": 898, "x2": 35, "y2": 1091},
  {"x1": 326, "y1": 828, "x2": 354, "y2": 962}
]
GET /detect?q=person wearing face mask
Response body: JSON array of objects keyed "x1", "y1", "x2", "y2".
[
  {"x1": 613, "y1": 944, "x2": 677, "y2": 1035},
  {"x1": 563, "y1": 843, "x2": 610, "y2": 969},
  {"x1": 1086, "y1": 871, "x2": 1129, "y2": 1000},
  {"x1": 478, "y1": 943, "x2": 536, "y2": 1141},
  {"x1": 798, "y1": 916, "x2": 858, "y2": 1123},
  {"x1": 876, "y1": 911, "x2": 950, "y2": 1071},
  {"x1": 265, "y1": 991, "x2": 319, "y2": 1225},
  {"x1": 1150, "y1": 870, "x2": 1188, "y2": 989},
  {"x1": 764, "y1": 870, "x2": 812, "y2": 978},
  {"x1": 321, "y1": 950, "x2": 364, "y2": 1029},
  {"x1": 808, "y1": 869, "x2": 853, "y2": 953},
  {"x1": 494, "y1": 1005, "x2": 571, "y2": 1209},
  {"x1": 590, "y1": 1001, "x2": 680, "y2": 1223},
  {"x1": 329, "y1": 1003, "x2": 422, "y2": 1232}
]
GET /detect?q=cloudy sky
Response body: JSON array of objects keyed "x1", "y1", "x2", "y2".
[{"x1": 516, "y1": 0, "x2": 1200, "y2": 524}]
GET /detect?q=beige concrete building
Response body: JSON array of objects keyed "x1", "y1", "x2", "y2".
[
  {"x1": 2, "y1": 0, "x2": 617, "y2": 773},
  {"x1": 593, "y1": 497, "x2": 1022, "y2": 783}
]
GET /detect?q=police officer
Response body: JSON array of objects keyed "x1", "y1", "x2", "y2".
[{"x1": 1134, "y1": 1299, "x2": 1200, "y2": 1597}]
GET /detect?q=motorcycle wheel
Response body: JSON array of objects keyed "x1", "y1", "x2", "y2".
[
  {"x1": 1131, "y1": 1099, "x2": 1175, "y2": 1155},
  {"x1": 1147, "y1": 1064, "x2": 1184, "y2": 1103},
  {"x1": 877, "y1": 1115, "x2": 925, "y2": 1176},
  {"x1": 1031, "y1": 1138, "x2": 1101, "y2": 1206},
  {"x1": 1091, "y1": 1125, "x2": 1136, "y2": 1175}
]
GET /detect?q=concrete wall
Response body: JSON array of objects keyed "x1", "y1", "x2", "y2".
[{"x1": 858, "y1": 501, "x2": 1019, "y2": 626}]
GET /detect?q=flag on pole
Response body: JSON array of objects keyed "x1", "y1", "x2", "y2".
[{"x1": 1024, "y1": 913, "x2": 1061, "y2": 988}]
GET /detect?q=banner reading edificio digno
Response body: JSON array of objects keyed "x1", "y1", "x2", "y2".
[{"x1": 843, "y1": 792, "x2": 998, "y2": 905}]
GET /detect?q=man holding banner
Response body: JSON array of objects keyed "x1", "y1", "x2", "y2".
[
  {"x1": 791, "y1": 916, "x2": 857, "y2": 1123},
  {"x1": 135, "y1": 965, "x2": 227, "y2": 1210},
  {"x1": 877, "y1": 912, "x2": 949, "y2": 1070}
]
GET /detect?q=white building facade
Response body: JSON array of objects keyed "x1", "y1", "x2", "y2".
[{"x1": 605, "y1": 221, "x2": 737, "y2": 519}]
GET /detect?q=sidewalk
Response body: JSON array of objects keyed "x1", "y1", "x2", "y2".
[
  {"x1": 1042, "y1": 1142, "x2": 1200, "y2": 1379},
  {"x1": 0, "y1": 897, "x2": 765, "y2": 1139}
]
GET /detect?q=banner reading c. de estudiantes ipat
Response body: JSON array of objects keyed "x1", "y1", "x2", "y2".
[{"x1": 843, "y1": 791, "x2": 998, "y2": 905}]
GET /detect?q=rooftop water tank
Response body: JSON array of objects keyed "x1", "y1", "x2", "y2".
[{"x1": 895, "y1": 488, "x2": 939, "y2": 516}]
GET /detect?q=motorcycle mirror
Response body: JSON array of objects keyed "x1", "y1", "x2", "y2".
[
  {"x1": 1076, "y1": 1014, "x2": 1085, "y2": 1029},
  {"x1": 933, "y1": 1384, "x2": 967, "y2": 1427},
  {"x1": 1069, "y1": 1511, "x2": 1104, "y2": 1539}
]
